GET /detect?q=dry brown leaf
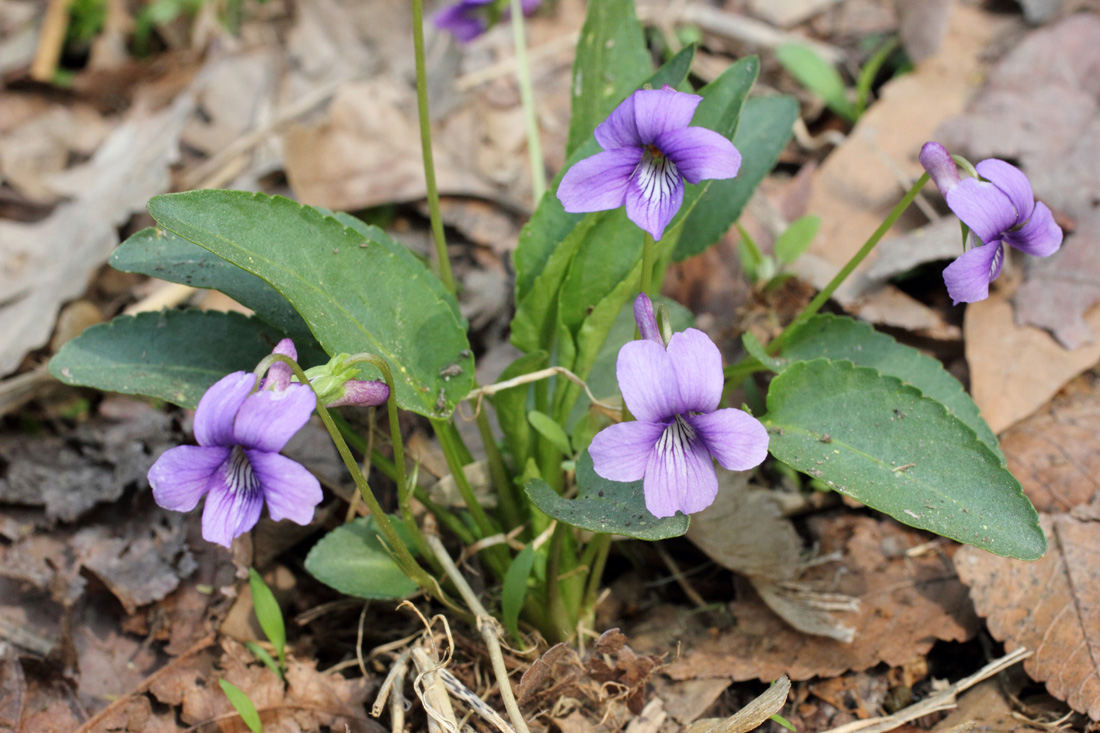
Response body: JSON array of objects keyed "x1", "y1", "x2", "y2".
[
  {"x1": 955, "y1": 513, "x2": 1100, "y2": 720},
  {"x1": 682, "y1": 676, "x2": 791, "y2": 733},
  {"x1": 283, "y1": 78, "x2": 496, "y2": 210},
  {"x1": 929, "y1": 678, "x2": 1044, "y2": 733},
  {"x1": 965, "y1": 291, "x2": 1100, "y2": 434},
  {"x1": 659, "y1": 516, "x2": 977, "y2": 681},
  {"x1": 998, "y1": 371, "x2": 1100, "y2": 513},
  {"x1": 179, "y1": 639, "x2": 375, "y2": 732},
  {"x1": 687, "y1": 476, "x2": 802, "y2": 582},
  {"x1": 791, "y1": 3, "x2": 1011, "y2": 338},
  {"x1": 0, "y1": 87, "x2": 195, "y2": 376},
  {"x1": 651, "y1": 677, "x2": 731, "y2": 726}
]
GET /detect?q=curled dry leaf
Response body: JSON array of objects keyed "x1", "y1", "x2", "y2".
[
  {"x1": 661, "y1": 515, "x2": 977, "y2": 682},
  {"x1": 955, "y1": 513, "x2": 1100, "y2": 720},
  {"x1": 682, "y1": 675, "x2": 790, "y2": 733},
  {"x1": 686, "y1": 474, "x2": 802, "y2": 582},
  {"x1": 687, "y1": 475, "x2": 857, "y2": 641}
]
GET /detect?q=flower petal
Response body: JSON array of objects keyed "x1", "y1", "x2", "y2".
[
  {"x1": 655, "y1": 127, "x2": 741, "y2": 184},
  {"x1": 148, "y1": 445, "x2": 230, "y2": 512},
  {"x1": 247, "y1": 450, "x2": 323, "y2": 524},
  {"x1": 688, "y1": 409, "x2": 769, "y2": 471},
  {"x1": 976, "y1": 158, "x2": 1035, "y2": 223},
  {"x1": 589, "y1": 420, "x2": 665, "y2": 483},
  {"x1": 233, "y1": 383, "x2": 316, "y2": 453},
  {"x1": 945, "y1": 178, "x2": 1017, "y2": 245},
  {"x1": 632, "y1": 88, "x2": 702, "y2": 144},
  {"x1": 594, "y1": 94, "x2": 642, "y2": 150},
  {"x1": 666, "y1": 328, "x2": 723, "y2": 413},
  {"x1": 943, "y1": 242, "x2": 1004, "y2": 305},
  {"x1": 918, "y1": 141, "x2": 960, "y2": 196},
  {"x1": 1006, "y1": 201, "x2": 1062, "y2": 258},
  {"x1": 633, "y1": 293, "x2": 662, "y2": 345},
  {"x1": 617, "y1": 339, "x2": 683, "y2": 422},
  {"x1": 643, "y1": 427, "x2": 717, "y2": 517},
  {"x1": 194, "y1": 372, "x2": 255, "y2": 447},
  {"x1": 263, "y1": 339, "x2": 297, "y2": 391},
  {"x1": 433, "y1": 1, "x2": 491, "y2": 42},
  {"x1": 625, "y1": 156, "x2": 684, "y2": 240},
  {"x1": 557, "y1": 148, "x2": 641, "y2": 214},
  {"x1": 201, "y1": 481, "x2": 264, "y2": 548}
]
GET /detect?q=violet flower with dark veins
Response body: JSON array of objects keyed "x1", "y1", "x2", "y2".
[
  {"x1": 434, "y1": 0, "x2": 541, "y2": 43},
  {"x1": 147, "y1": 370, "x2": 322, "y2": 547},
  {"x1": 557, "y1": 86, "x2": 741, "y2": 240},
  {"x1": 588, "y1": 294, "x2": 769, "y2": 518},
  {"x1": 919, "y1": 141, "x2": 1063, "y2": 304}
]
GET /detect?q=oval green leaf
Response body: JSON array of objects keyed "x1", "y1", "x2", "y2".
[
  {"x1": 49, "y1": 310, "x2": 298, "y2": 408},
  {"x1": 763, "y1": 359, "x2": 1045, "y2": 560},
  {"x1": 525, "y1": 450, "x2": 689, "y2": 540},
  {"x1": 218, "y1": 679, "x2": 262, "y2": 733},
  {"x1": 112, "y1": 227, "x2": 316, "y2": 347},
  {"x1": 780, "y1": 314, "x2": 1002, "y2": 461},
  {"x1": 147, "y1": 191, "x2": 473, "y2": 418},
  {"x1": 304, "y1": 515, "x2": 419, "y2": 600}
]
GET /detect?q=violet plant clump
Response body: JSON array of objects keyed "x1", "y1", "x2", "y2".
[
  {"x1": 52, "y1": 0, "x2": 1053, "y2": 659},
  {"x1": 919, "y1": 141, "x2": 1063, "y2": 304},
  {"x1": 557, "y1": 85, "x2": 741, "y2": 240},
  {"x1": 589, "y1": 294, "x2": 769, "y2": 517}
]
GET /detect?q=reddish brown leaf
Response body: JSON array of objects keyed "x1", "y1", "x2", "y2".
[
  {"x1": 656, "y1": 516, "x2": 977, "y2": 681},
  {"x1": 955, "y1": 514, "x2": 1100, "y2": 719},
  {"x1": 999, "y1": 371, "x2": 1100, "y2": 513}
]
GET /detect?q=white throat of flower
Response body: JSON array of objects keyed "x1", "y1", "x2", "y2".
[
  {"x1": 656, "y1": 414, "x2": 696, "y2": 481},
  {"x1": 636, "y1": 148, "x2": 680, "y2": 204},
  {"x1": 226, "y1": 445, "x2": 260, "y2": 496}
]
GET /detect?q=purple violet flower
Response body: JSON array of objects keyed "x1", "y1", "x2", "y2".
[
  {"x1": 434, "y1": 0, "x2": 541, "y2": 43},
  {"x1": 919, "y1": 141, "x2": 1063, "y2": 304},
  {"x1": 588, "y1": 294, "x2": 769, "y2": 518},
  {"x1": 557, "y1": 86, "x2": 742, "y2": 240},
  {"x1": 147, "y1": 370, "x2": 322, "y2": 548}
]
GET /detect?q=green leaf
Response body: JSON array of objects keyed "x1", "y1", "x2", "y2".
[
  {"x1": 776, "y1": 44, "x2": 857, "y2": 122},
  {"x1": 511, "y1": 46, "x2": 695, "y2": 352},
  {"x1": 147, "y1": 191, "x2": 473, "y2": 418},
  {"x1": 774, "y1": 215, "x2": 820, "y2": 265},
  {"x1": 552, "y1": 259, "x2": 642, "y2": 420},
  {"x1": 566, "y1": 0, "x2": 651, "y2": 156},
  {"x1": 502, "y1": 544, "x2": 536, "y2": 641},
  {"x1": 248, "y1": 569, "x2": 286, "y2": 669},
  {"x1": 762, "y1": 359, "x2": 1045, "y2": 560},
  {"x1": 111, "y1": 227, "x2": 316, "y2": 347},
  {"x1": 525, "y1": 450, "x2": 689, "y2": 540},
  {"x1": 49, "y1": 310, "x2": 295, "y2": 408},
  {"x1": 672, "y1": 95, "x2": 798, "y2": 260},
  {"x1": 528, "y1": 410, "x2": 572, "y2": 456},
  {"x1": 741, "y1": 332, "x2": 785, "y2": 373},
  {"x1": 244, "y1": 642, "x2": 282, "y2": 679},
  {"x1": 305, "y1": 515, "x2": 419, "y2": 599},
  {"x1": 779, "y1": 314, "x2": 1002, "y2": 461},
  {"x1": 218, "y1": 679, "x2": 263, "y2": 733}
]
